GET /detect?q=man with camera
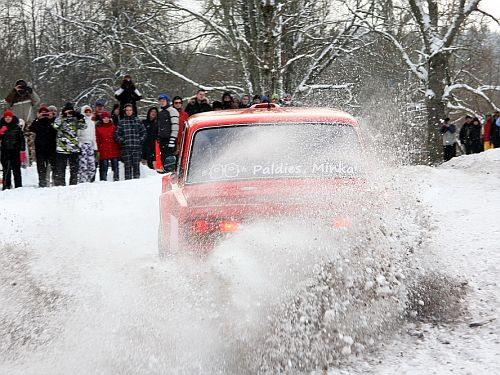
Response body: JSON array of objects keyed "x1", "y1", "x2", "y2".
[
  {"x1": 4, "y1": 80, "x2": 41, "y2": 165},
  {"x1": 30, "y1": 106, "x2": 58, "y2": 187}
]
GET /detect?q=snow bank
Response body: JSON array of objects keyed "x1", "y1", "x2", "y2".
[{"x1": 439, "y1": 148, "x2": 500, "y2": 174}]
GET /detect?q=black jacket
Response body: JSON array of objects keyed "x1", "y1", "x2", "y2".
[
  {"x1": 115, "y1": 84, "x2": 142, "y2": 117},
  {"x1": 142, "y1": 117, "x2": 158, "y2": 161},
  {"x1": 490, "y1": 121, "x2": 500, "y2": 147},
  {"x1": 459, "y1": 123, "x2": 481, "y2": 146},
  {"x1": 30, "y1": 117, "x2": 57, "y2": 155},
  {"x1": 0, "y1": 117, "x2": 25, "y2": 152},
  {"x1": 185, "y1": 98, "x2": 212, "y2": 117}
]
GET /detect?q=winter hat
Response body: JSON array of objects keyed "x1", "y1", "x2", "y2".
[
  {"x1": 158, "y1": 93, "x2": 170, "y2": 101},
  {"x1": 62, "y1": 102, "x2": 75, "y2": 113},
  {"x1": 3, "y1": 110, "x2": 14, "y2": 118},
  {"x1": 38, "y1": 106, "x2": 49, "y2": 113},
  {"x1": 271, "y1": 94, "x2": 280, "y2": 100},
  {"x1": 81, "y1": 105, "x2": 93, "y2": 115},
  {"x1": 15, "y1": 79, "x2": 27, "y2": 87},
  {"x1": 212, "y1": 100, "x2": 224, "y2": 110},
  {"x1": 48, "y1": 105, "x2": 58, "y2": 112},
  {"x1": 101, "y1": 111, "x2": 111, "y2": 119},
  {"x1": 95, "y1": 99, "x2": 106, "y2": 107},
  {"x1": 261, "y1": 95, "x2": 269, "y2": 103}
]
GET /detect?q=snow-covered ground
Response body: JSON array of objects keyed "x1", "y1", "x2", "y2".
[{"x1": 0, "y1": 150, "x2": 499, "y2": 374}]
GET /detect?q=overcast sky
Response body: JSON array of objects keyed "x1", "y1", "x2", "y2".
[{"x1": 480, "y1": 0, "x2": 500, "y2": 30}]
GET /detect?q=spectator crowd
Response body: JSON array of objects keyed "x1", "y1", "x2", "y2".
[
  {"x1": 1, "y1": 76, "x2": 498, "y2": 189},
  {"x1": 440, "y1": 112, "x2": 500, "y2": 162},
  {"x1": 0, "y1": 76, "x2": 293, "y2": 190}
]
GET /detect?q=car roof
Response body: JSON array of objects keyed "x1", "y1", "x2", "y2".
[{"x1": 186, "y1": 106, "x2": 359, "y2": 131}]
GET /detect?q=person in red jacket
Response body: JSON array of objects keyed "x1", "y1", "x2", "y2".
[
  {"x1": 483, "y1": 113, "x2": 493, "y2": 151},
  {"x1": 96, "y1": 112, "x2": 121, "y2": 181}
]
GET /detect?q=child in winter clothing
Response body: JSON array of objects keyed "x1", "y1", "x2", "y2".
[
  {"x1": 0, "y1": 111, "x2": 25, "y2": 189},
  {"x1": 53, "y1": 103, "x2": 86, "y2": 186},
  {"x1": 78, "y1": 105, "x2": 98, "y2": 183},
  {"x1": 96, "y1": 112, "x2": 121, "y2": 181}
]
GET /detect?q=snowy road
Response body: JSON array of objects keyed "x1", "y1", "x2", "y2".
[
  {"x1": 1, "y1": 151, "x2": 499, "y2": 374},
  {"x1": 356, "y1": 151, "x2": 500, "y2": 375}
]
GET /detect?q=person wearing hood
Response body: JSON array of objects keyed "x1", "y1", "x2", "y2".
[
  {"x1": 96, "y1": 112, "x2": 121, "y2": 181},
  {"x1": 157, "y1": 94, "x2": 179, "y2": 172},
  {"x1": 0, "y1": 111, "x2": 25, "y2": 189},
  {"x1": 30, "y1": 106, "x2": 57, "y2": 187},
  {"x1": 114, "y1": 75, "x2": 142, "y2": 118},
  {"x1": 271, "y1": 94, "x2": 280, "y2": 104},
  {"x1": 115, "y1": 103, "x2": 146, "y2": 179},
  {"x1": 78, "y1": 105, "x2": 98, "y2": 183},
  {"x1": 185, "y1": 89, "x2": 212, "y2": 117},
  {"x1": 221, "y1": 91, "x2": 235, "y2": 109},
  {"x1": 53, "y1": 102, "x2": 86, "y2": 186},
  {"x1": 142, "y1": 107, "x2": 159, "y2": 169}
]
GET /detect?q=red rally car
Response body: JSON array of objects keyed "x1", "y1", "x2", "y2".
[{"x1": 158, "y1": 104, "x2": 364, "y2": 255}]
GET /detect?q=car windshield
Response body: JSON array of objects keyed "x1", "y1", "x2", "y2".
[{"x1": 187, "y1": 123, "x2": 362, "y2": 183}]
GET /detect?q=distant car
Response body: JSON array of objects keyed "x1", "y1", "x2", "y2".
[{"x1": 158, "y1": 104, "x2": 364, "y2": 255}]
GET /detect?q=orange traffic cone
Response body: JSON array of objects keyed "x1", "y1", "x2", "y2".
[{"x1": 154, "y1": 140, "x2": 164, "y2": 172}]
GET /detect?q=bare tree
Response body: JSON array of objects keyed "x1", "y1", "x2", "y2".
[
  {"x1": 356, "y1": 0, "x2": 500, "y2": 162},
  {"x1": 159, "y1": 0, "x2": 371, "y2": 99}
]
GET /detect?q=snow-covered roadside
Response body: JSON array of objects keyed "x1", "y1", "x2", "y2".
[
  {"x1": 0, "y1": 150, "x2": 499, "y2": 374},
  {"x1": 346, "y1": 149, "x2": 500, "y2": 374}
]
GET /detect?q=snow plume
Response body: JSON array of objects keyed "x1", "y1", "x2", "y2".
[
  {"x1": 0, "y1": 133, "x2": 471, "y2": 374},
  {"x1": 251, "y1": 181, "x2": 429, "y2": 373},
  {"x1": 357, "y1": 78, "x2": 427, "y2": 166}
]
